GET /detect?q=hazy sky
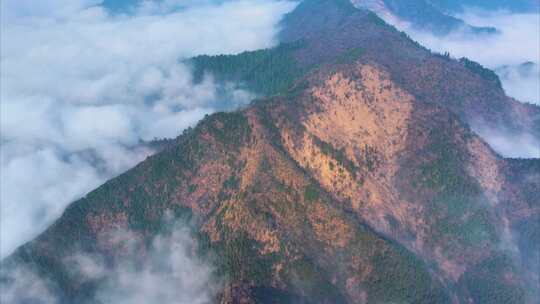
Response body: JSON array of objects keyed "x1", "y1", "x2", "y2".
[{"x1": 0, "y1": 0, "x2": 296, "y2": 259}]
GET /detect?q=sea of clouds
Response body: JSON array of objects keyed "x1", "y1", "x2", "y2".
[{"x1": 0, "y1": 0, "x2": 297, "y2": 259}]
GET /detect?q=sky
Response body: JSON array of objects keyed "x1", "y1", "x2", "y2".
[{"x1": 0, "y1": 0, "x2": 297, "y2": 259}]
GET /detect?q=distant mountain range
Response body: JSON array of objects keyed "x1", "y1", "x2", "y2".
[
  {"x1": 351, "y1": 0, "x2": 497, "y2": 34},
  {"x1": 3, "y1": 1, "x2": 540, "y2": 303},
  {"x1": 101, "y1": 0, "x2": 537, "y2": 35}
]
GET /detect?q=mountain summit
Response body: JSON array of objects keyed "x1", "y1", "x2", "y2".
[{"x1": 3, "y1": 1, "x2": 539, "y2": 303}]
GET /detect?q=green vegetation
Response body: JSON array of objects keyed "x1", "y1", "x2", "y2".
[
  {"x1": 419, "y1": 132, "x2": 475, "y2": 195},
  {"x1": 312, "y1": 137, "x2": 359, "y2": 177},
  {"x1": 345, "y1": 223, "x2": 451, "y2": 303},
  {"x1": 284, "y1": 257, "x2": 347, "y2": 302},
  {"x1": 459, "y1": 255, "x2": 525, "y2": 304},
  {"x1": 187, "y1": 184, "x2": 197, "y2": 193},
  {"x1": 385, "y1": 215, "x2": 400, "y2": 232},
  {"x1": 250, "y1": 286, "x2": 307, "y2": 303},
  {"x1": 206, "y1": 112, "x2": 252, "y2": 148},
  {"x1": 336, "y1": 47, "x2": 364, "y2": 64},
  {"x1": 416, "y1": 124, "x2": 497, "y2": 248},
  {"x1": 197, "y1": 202, "x2": 281, "y2": 286},
  {"x1": 361, "y1": 144, "x2": 379, "y2": 172},
  {"x1": 365, "y1": 10, "x2": 389, "y2": 26},
  {"x1": 460, "y1": 57, "x2": 502, "y2": 87},
  {"x1": 223, "y1": 175, "x2": 239, "y2": 190},
  {"x1": 313, "y1": 137, "x2": 379, "y2": 178},
  {"x1": 191, "y1": 41, "x2": 314, "y2": 97},
  {"x1": 217, "y1": 231, "x2": 276, "y2": 284},
  {"x1": 367, "y1": 249, "x2": 451, "y2": 304},
  {"x1": 434, "y1": 51, "x2": 452, "y2": 61},
  {"x1": 304, "y1": 184, "x2": 320, "y2": 202}
]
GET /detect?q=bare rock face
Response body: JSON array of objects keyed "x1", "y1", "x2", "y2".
[{"x1": 3, "y1": 1, "x2": 539, "y2": 304}]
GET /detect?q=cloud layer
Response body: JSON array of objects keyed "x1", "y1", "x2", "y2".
[{"x1": 0, "y1": 0, "x2": 296, "y2": 258}]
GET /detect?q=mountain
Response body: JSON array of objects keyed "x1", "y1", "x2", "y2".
[
  {"x1": 3, "y1": 1, "x2": 540, "y2": 303},
  {"x1": 192, "y1": 0, "x2": 539, "y2": 142},
  {"x1": 350, "y1": 0, "x2": 496, "y2": 35}
]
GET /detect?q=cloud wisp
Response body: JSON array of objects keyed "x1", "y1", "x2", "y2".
[
  {"x1": 386, "y1": 9, "x2": 540, "y2": 105},
  {"x1": 473, "y1": 126, "x2": 540, "y2": 158},
  {"x1": 369, "y1": 7, "x2": 540, "y2": 158},
  {"x1": 0, "y1": 0, "x2": 297, "y2": 258},
  {"x1": 1, "y1": 218, "x2": 219, "y2": 304},
  {"x1": 0, "y1": 265, "x2": 59, "y2": 304}
]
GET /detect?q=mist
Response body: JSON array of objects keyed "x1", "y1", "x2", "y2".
[
  {"x1": 371, "y1": 7, "x2": 540, "y2": 158},
  {"x1": 0, "y1": 0, "x2": 297, "y2": 259},
  {"x1": 495, "y1": 62, "x2": 540, "y2": 106},
  {"x1": 400, "y1": 10, "x2": 540, "y2": 105},
  {"x1": 0, "y1": 219, "x2": 218, "y2": 304},
  {"x1": 0, "y1": 265, "x2": 58, "y2": 304},
  {"x1": 473, "y1": 125, "x2": 540, "y2": 158}
]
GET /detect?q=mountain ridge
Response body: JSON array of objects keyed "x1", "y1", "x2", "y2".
[
  {"x1": 350, "y1": 0, "x2": 497, "y2": 35},
  {"x1": 192, "y1": 0, "x2": 539, "y2": 145}
]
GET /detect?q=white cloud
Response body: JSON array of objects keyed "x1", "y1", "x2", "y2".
[
  {"x1": 1, "y1": 220, "x2": 218, "y2": 304},
  {"x1": 495, "y1": 62, "x2": 540, "y2": 106},
  {"x1": 473, "y1": 127, "x2": 540, "y2": 159},
  {"x1": 0, "y1": 265, "x2": 59, "y2": 304},
  {"x1": 375, "y1": 9, "x2": 540, "y2": 105},
  {"x1": 92, "y1": 225, "x2": 219, "y2": 304},
  {"x1": 369, "y1": 8, "x2": 540, "y2": 158},
  {"x1": 430, "y1": 11, "x2": 538, "y2": 68},
  {"x1": 0, "y1": 0, "x2": 296, "y2": 258}
]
